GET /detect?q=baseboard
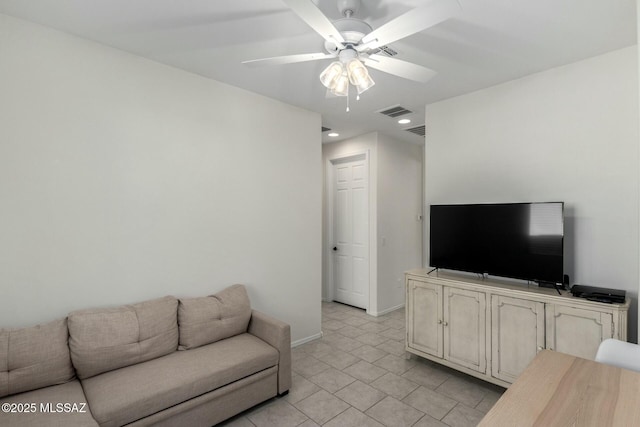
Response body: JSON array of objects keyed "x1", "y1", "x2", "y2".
[
  {"x1": 368, "y1": 303, "x2": 405, "y2": 317},
  {"x1": 291, "y1": 332, "x2": 323, "y2": 348}
]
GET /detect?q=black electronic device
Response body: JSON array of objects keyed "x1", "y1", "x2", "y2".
[
  {"x1": 429, "y1": 202, "x2": 564, "y2": 284},
  {"x1": 570, "y1": 285, "x2": 626, "y2": 304}
]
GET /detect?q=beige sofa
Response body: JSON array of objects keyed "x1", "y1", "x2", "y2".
[{"x1": 0, "y1": 285, "x2": 291, "y2": 427}]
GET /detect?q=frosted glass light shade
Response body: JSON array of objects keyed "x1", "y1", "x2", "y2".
[
  {"x1": 355, "y1": 73, "x2": 375, "y2": 94},
  {"x1": 331, "y1": 73, "x2": 349, "y2": 96},
  {"x1": 347, "y1": 59, "x2": 366, "y2": 84},
  {"x1": 346, "y1": 59, "x2": 375, "y2": 94},
  {"x1": 320, "y1": 62, "x2": 344, "y2": 88}
]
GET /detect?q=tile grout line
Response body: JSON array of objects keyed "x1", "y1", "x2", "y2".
[{"x1": 261, "y1": 302, "x2": 499, "y2": 427}]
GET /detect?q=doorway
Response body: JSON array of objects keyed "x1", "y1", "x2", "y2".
[{"x1": 328, "y1": 153, "x2": 369, "y2": 309}]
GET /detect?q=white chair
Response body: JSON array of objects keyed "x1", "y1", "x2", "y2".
[{"x1": 595, "y1": 338, "x2": 640, "y2": 372}]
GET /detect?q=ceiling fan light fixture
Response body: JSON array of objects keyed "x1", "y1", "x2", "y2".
[
  {"x1": 246, "y1": 0, "x2": 459, "y2": 112},
  {"x1": 320, "y1": 61, "x2": 344, "y2": 89}
]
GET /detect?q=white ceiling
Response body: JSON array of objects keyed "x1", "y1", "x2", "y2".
[{"x1": 0, "y1": 0, "x2": 636, "y2": 144}]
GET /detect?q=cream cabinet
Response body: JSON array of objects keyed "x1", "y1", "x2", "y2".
[
  {"x1": 407, "y1": 278, "x2": 486, "y2": 374},
  {"x1": 407, "y1": 278, "x2": 443, "y2": 357},
  {"x1": 491, "y1": 295, "x2": 544, "y2": 383},
  {"x1": 545, "y1": 304, "x2": 613, "y2": 360},
  {"x1": 406, "y1": 269, "x2": 629, "y2": 388},
  {"x1": 444, "y1": 287, "x2": 486, "y2": 373}
]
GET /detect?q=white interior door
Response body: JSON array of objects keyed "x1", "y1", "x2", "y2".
[{"x1": 332, "y1": 155, "x2": 369, "y2": 309}]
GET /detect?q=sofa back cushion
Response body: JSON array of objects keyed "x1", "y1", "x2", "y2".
[
  {"x1": 178, "y1": 284, "x2": 251, "y2": 350},
  {"x1": 0, "y1": 318, "x2": 75, "y2": 397},
  {"x1": 68, "y1": 296, "x2": 178, "y2": 379}
]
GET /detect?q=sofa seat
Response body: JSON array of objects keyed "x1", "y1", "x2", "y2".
[
  {"x1": 81, "y1": 333, "x2": 278, "y2": 427},
  {"x1": 0, "y1": 380, "x2": 98, "y2": 427}
]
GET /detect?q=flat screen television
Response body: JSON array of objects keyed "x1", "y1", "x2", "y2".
[{"x1": 429, "y1": 202, "x2": 564, "y2": 284}]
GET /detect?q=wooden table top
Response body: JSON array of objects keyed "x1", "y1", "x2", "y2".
[{"x1": 479, "y1": 350, "x2": 640, "y2": 427}]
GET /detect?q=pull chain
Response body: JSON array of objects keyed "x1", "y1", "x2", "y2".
[{"x1": 346, "y1": 87, "x2": 350, "y2": 112}]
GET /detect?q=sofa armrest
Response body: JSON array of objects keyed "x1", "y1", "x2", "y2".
[{"x1": 248, "y1": 310, "x2": 291, "y2": 394}]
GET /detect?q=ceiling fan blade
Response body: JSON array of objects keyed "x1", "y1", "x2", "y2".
[
  {"x1": 361, "y1": 0, "x2": 461, "y2": 50},
  {"x1": 282, "y1": 0, "x2": 345, "y2": 48},
  {"x1": 364, "y1": 55, "x2": 437, "y2": 83},
  {"x1": 242, "y1": 52, "x2": 334, "y2": 67}
]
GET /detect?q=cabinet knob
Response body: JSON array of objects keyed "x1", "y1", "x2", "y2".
[
  {"x1": 537, "y1": 346, "x2": 543, "y2": 352},
  {"x1": 442, "y1": 321, "x2": 448, "y2": 326},
  {"x1": 437, "y1": 319, "x2": 442, "y2": 324}
]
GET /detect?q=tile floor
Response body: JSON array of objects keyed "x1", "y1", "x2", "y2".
[{"x1": 220, "y1": 302, "x2": 505, "y2": 427}]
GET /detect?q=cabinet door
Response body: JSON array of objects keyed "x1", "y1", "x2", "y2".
[
  {"x1": 406, "y1": 279, "x2": 443, "y2": 358},
  {"x1": 444, "y1": 287, "x2": 486, "y2": 373},
  {"x1": 491, "y1": 295, "x2": 545, "y2": 383},
  {"x1": 546, "y1": 304, "x2": 613, "y2": 360}
]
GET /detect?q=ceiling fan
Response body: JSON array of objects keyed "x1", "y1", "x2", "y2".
[{"x1": 242, "y1": 0, "x2": 461, "y2": 100}]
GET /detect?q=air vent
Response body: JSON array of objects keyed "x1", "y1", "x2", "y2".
[
  {"x1": 405, "y1": 125, "x2": 426, "y2": 137},
  {"x1": 321, "y1": 126, "x2": 332, "y2": 132},
  {"x1": 369, "y1": 45, "x2": 398, "y2": 57},
  {"x1": 378, "y1": 105, "x2": 412, "y2": 118}
]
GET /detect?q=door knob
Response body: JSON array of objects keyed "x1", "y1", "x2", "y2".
[{"x1": 333, "y1": 246, "x2": 338, "y2": 251}]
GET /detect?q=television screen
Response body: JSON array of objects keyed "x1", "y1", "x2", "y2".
[{"x1": 429, "y1": 202, "x2": 564, "y2": 284}]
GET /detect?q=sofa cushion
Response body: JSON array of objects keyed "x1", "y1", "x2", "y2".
[
  {"x1": 68, "y1": 296, "x2": 179, "y2": 379},
  {"x1": 178, "y1": 284, "x2": 251, "y2": 350},
  {"x1": 81, "y1": 333, "x2": 278, "y2": 427},
  {"x1": 0, "y1": 318, "x2": 75, "y2": 398},
  {"x1": 0, "y1": 380, "x2": 98, "y2": 427}
]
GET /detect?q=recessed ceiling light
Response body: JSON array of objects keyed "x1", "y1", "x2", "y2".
[
  {"x1": 328, "y1": 132, "x2": 339, "y2": 137},
  {"x1": 398, "y1": 119, "x2": 411, "y2": 124}
]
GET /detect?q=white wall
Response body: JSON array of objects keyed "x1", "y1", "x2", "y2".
[
  {"x1": 322, "y1": 132, "x2": 423, "y2": 315},
  {"x1": 636, "y1": 0, "x2": 640, "y2": 352},
  {"x1": 0, "y1": 14, "x2": 322, "y2": 344},
  {"x1": 376, "y1": 134, "x2": 423, "y2": 313},
  {"x1": 425, "y1": 46, "x2": 639, "y2": 341}
]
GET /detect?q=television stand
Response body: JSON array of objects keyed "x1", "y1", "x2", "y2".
[{"x1": 405, "y1": 269, "x2": 629, "y2": 387}]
